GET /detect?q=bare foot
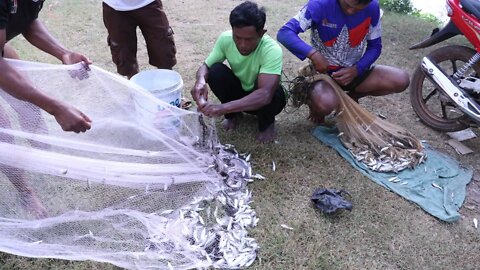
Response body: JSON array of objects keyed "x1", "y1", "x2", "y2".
[
  {"x1": 256, "y1": 122, "x2": 277, "y2": 143},
  {"x1": 308, "y1": 109, "x2": 336, "y2": 127},
  {"x1": 308, "y1": 110, "x2": 325, "y2": 124},
  {"x1": 221, "y1": 117, "x2": 238, "y2": 131},
  {"x1": 307, "y1": 104, "x2": 326, "y2": 124},
  {"x1": 181, "y1": 98, "x2": 192, "y2": 110},
  {"x1": 19, "y1": 190, "x2": 48, "y2": 219}
]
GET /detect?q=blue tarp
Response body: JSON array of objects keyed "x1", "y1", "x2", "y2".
[{"x1": 312, "y1": 126, "x2": 473, "y2": 222}]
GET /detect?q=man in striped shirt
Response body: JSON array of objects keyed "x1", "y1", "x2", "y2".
[{"x1": 278, "y1": 0, "x2": 409, "y2": 123}]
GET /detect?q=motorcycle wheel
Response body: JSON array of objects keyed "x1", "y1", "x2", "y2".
[{"x1": 410, "y1": 45, "x2": 477, "y2": 132}]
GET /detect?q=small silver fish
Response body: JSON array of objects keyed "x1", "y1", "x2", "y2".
[
  {"x1": 252, "y1": 173, "x2": 266, "y2": 180},
  {"x1": 160, "y1": 209, "x2": 174, "y2": 215},
  {"x1": 432, "y1": 182, "x2": 443, "y2": 191},
  {"x1": 388, "y1": 176, "x2": 399, "y2": 182}
]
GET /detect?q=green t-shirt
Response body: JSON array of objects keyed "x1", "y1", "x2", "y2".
[{"x1": 205, "y1": 31, "x2": 283, "y2": 92}]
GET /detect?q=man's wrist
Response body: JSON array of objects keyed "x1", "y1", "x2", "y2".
[
  {"x1": 354, "y1": 64, "x2": 363, "y2": 76},
  {"x1": 32, "y1": 94, "x2": 59, "y2": 116},
  {"x1": 52, "y1": 46, "x2": 68, "y2": 60},
  {"x1": 307, "y1": 50, "x2": 320, "y2": 59},
  {"x1": 220, "y1": 103, "x2": 231, "y2": 115}
]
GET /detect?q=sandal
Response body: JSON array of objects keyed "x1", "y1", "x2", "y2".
[{"x1": 181, "y1": 98, "x2": 192, "y2": 110}]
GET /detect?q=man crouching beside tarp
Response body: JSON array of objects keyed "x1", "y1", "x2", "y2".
[
  {"x1": 0, "y1": 0, "x2": 92, "y2": 218},
  {"x1": 277, "y1": 0, "x2": 409, "y2": 124},
  {"x1": 191, "y1": 1, "x2": 286, "y2": 143}
]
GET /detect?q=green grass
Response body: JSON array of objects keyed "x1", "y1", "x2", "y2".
[{"x1": 4, "y1": 1, "x2": 480, "y2": 269}]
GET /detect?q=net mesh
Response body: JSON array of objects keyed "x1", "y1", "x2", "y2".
[
  {"x1": 0, "y1": 60, "x2": 258, "y2": 269},
  {"x1": 290, "y1": 65, "x2": 426, "y2": 172}
]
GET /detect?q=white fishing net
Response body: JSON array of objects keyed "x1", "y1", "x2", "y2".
[{"x1": 0, "y1": 60, "x2": 259, "y2": 269}]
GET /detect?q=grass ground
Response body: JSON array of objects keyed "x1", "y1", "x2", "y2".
[{"x1": 2, "y1": 0, "x2": 480, "y2": 269}]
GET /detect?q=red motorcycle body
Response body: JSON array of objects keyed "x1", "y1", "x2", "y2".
[{"x1": 410, "y1": 0, "x2": 480, "y2": 131}]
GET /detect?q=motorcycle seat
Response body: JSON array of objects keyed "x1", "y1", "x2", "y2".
[{"x1": 461, "y1": 0, "x2": 480, "y2": 19}]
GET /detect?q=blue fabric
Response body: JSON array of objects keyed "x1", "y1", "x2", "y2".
[{"x1": 312, "y1": 126, "x2": 473, "y2": 222}]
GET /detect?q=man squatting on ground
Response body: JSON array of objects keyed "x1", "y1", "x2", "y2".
[
  {"x1": 103, "y1": 0, "x2": 177, "y2": 79},
  {"x1": 0, "y1": 0, "x2": 92, "y2": 218},
  {"x1": 277, "y1": 0, "x2": 409, "y2": 124},
  {"x1": 191, "y1": 1, "x2": 286, "y2": 143}
]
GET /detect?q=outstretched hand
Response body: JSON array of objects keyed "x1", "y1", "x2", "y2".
[
  {"x1": 51, "y1": 101, "x2": 92, "y2": 133},
  {"x1": 62, "y1": 52, "x2": 92, "y2": 80},
  {"x1": 61, "y1": 51, "x2": 92, "y2": 65}
]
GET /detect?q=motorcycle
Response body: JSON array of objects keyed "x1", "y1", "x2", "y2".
[{"x1": 409, "y1": 0, "x2": 480, "y2": 131}]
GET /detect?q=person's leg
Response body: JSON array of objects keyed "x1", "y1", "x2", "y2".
[
  {"x1": 0, "y1": 107, "x2": 47, "y2": 219},
  {"x1": 207, "y1": 63, "x2": 248, "y2": 130},
  {"x1": 350, "y1": 65, "x2": 410, "y2": 100},
  {"x1": 3, "y1": 95, "x2": 49, "y2": 149},
  {"x1": 103, "y1": 3, "x2": 139, "y2": 78},
  {"x1": 307, "y1": 80, "x2": 340, "y2": 124},
  {"x1": 249, "y1": 85, "x2": 286, "y2": 142},
  {"x1": 1, "y1": 44, "x2": 49, "y2": 148},
  {"x1": 135, "y1": 0, "x2": 176, "y2": 70},
  {"x1": 3, "y1": 43, "x2": 19, "y2": 59},
  {"x1": 0, "y1": 46, "x2": 47, "y2": 217}
]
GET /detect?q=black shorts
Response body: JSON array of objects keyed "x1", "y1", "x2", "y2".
[{"x1": 339, "y1": 65, "x2": 375, "y2": 92}]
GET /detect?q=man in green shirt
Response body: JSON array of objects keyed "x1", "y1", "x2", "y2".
[{"x1": 191, "y1": 1, "x2": 286, "y2": 143}]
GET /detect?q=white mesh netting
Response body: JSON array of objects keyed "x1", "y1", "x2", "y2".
[{"x1": 0, "y1": 60, "x2": 259, "y2": 269}]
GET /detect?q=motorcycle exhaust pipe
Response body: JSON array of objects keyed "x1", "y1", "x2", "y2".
[{"x1": 420, "y1": 57, "x2": 480, "y2": 125}]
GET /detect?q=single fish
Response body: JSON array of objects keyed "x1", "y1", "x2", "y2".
[{"x1": 280, "y1": 224, "x2": 294, "y2": 230}]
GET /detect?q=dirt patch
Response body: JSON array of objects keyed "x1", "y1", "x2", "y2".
[{"x1": 463, "y1": 175, "x2": 480, "y2": 218}]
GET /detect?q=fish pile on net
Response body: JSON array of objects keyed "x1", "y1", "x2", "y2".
[
  {"x1": 289, "y1": 65, "x2": 426, "y2": 172},
  {"x1": 0, "y1": 60, "x2": 262, "y2": 269},
  {"x1": 145, "y1": 143, "x2": 261, "y2": 268}
]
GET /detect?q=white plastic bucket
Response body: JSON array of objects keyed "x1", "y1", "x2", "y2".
[{"x1": 130, "y1": 69, "x2": 183, "y2": 136}]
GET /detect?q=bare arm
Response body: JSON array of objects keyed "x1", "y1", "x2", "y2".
[
  {"x1": 0, "y1": 30, "x2": 91, "y2": 133},
  {"x1": 200, "y1": 73, "x2": 280, "y2": 117},
  {"x1": 191, "y1": 63, "x2": 209, "y2": 107},
  {"x1": 22, "y1": 19, "x2": 91, "y2": 64},
  {"x1": 0, "y1": 30, "x2": 55, "y2": 110}
]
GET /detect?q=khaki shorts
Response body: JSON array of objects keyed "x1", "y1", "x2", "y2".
[{"x1": 102, "y1": 0, "x2": 177, "y2": 76}]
